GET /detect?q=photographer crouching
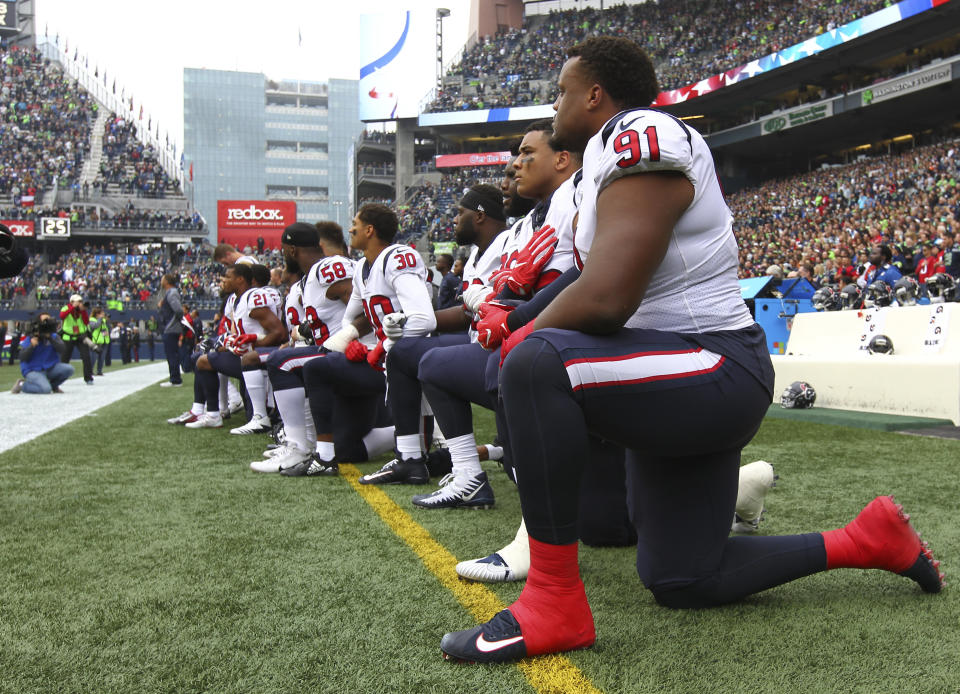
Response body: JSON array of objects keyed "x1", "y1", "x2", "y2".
[
  {"x1": 10, "y1": 313, "x2": 75, "y2": 394},
  {"x1": 60, "y1": 293, "x2": 94, "y2": 385}
]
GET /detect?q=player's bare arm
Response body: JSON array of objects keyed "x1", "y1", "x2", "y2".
[
  {"x1": 249, "y1": 307, "x2": 288, "y2": 347},
  {"x1": 534, "y1": 171, "x2": 692, "y2": 334}
]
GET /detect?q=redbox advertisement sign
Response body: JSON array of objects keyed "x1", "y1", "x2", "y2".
[
  {"x1": 217, "y1": 200, "x2": 296, "y2": 230},
  {"x1": 1, "y1": 220, "x2": 34, "y2": 237},
  {"x1": 435, "y1": 152, "x2": 512, "y2": 168}
]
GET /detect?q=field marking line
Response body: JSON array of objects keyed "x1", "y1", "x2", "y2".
[{"x1": 341, "y1": 463, "x2": 604, "y2": 694}]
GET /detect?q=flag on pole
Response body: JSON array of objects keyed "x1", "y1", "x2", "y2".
[
  {"x1": 139, "y1": 105, "x2": 144, "y2": 120},
  {"x1": 189, "y1": 163, "x2": 193, "y2": 182}
]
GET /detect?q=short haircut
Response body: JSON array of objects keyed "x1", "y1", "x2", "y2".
[
  {"x1": 357, "y1": 203, "x2": 398, "y2": 243},
  {"x1": 213, "y1": 243, "x2": 236, "y2": 262},
  {"x1": 568, "y1": 37, "x2": 659, "y2": 109},
  {"x1": 878, "y1": 245, "x2": 893, "y2": 263},
  {"x1": 507, "y1": 138, "x2": 523, "y2": 157},
  {"x1": 162, "y1": 273, "x2": 178, "y2": 287},
  {"x1": 250, "y1": 263, "x2": 271, "y2": 287},
  {"x1": 316, "y1": 221, "x2": 347, "y2": 252},
  {"x1": 229, "y1": 262, "x2": 253, "y2": 285},
  {"x1": 524, "y1": 118, "x2": 566, "y2": 154},
  {"x1": 437, "y1": 253, "x2": 454, "y2": 266}
]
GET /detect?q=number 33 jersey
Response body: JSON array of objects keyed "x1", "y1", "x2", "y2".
[
  {"x1": 575, "y1": 108, "x2": 753, "y2": 334},
  {"x1": 302, "y1": 255, "x2": 354, "y2": 344}
]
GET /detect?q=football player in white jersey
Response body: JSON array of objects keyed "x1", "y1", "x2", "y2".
[
  {"x1": 360, "y1": 185, "x2": 510, "y2": 505},
  {"x1": 187, "y1": 263, "x2": 287, "y2": 430},
  {"x1": 440, "y1": 37, "x2": 943, "y2": 666},
  {"x1": 299, "y1": 204, "x2": 437, "y2": 473}
]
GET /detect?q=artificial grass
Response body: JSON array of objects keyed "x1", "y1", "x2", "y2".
[
  {"x1": 0, "y1": 358, "x2": 150, "y2": 393},
  {"x1": 1, "y1": 385, "x2": 958, "y2": 693}
]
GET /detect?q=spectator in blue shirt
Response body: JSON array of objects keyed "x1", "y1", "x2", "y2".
[{"x1": 11, "y1": 313, "x2": 74, "y2": 394}]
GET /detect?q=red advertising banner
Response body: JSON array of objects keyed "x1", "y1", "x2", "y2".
[
  {"x1": 217, "y1": 200, "x2": 296, "y2": 250},
  {"x1": 1, "y1": 219, "x2": 35, "y2": 237},
  {"x1": 435, "y1": 152, "x2": 512, "y2": 168}
]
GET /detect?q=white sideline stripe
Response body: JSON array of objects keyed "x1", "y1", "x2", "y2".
[
  {"x1": 0, "y1": 363, "x2": 171, "y2": 454},
  {"x1": 565, "y1": 348, "x2": 723, "y2": 391}
]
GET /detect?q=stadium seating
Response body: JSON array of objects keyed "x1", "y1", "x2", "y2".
[{"x1": 425, "y1": 0, "x2": 888, "y2": 112}]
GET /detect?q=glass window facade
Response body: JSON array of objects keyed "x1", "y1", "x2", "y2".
[{"x1": 183, "y1": 69, "x2": 361, "y2": 238}]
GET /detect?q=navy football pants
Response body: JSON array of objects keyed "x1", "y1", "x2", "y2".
[{"x1": 500, "y1": 327, "x2": 826, "y2": 608}]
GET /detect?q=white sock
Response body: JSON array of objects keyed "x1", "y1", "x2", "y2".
[
  {"x1": 497, "y1": 517, "x2": 530, "y2": 573},
  {"x1": 218, "y1": 374, "x2": 229, "y2": 410},
  {"x1": 447, "y1": 433, "x2": 482, "y2": 478},
  {"x1": 315, "y1": 440, "x2": 335, "y2": 462},
  {"x1": 396, "y1": 434, "x2": 422, "y2": 461},
  {"x1": 362, "y1": 426, "x2": 395, "y2": 460},
  {"x1": 191, "y1": 402, "x2": 204, "y2": 416},
  {"x1": 242, "y1": 369, "x2": 268, "y2": 419},
  {"x1": 274, "y1": 387, "x2": 307, "y2": 452},
  {"x1": 484, "y1": 444, "x2": 504, "y2": 461},
  {"x1": 227, "y1": 378, "x2": 241, "y2": 402},
  {"x1": 265, "y1": 379, "x2": 275, "y2": 409},
  {"x1": 303, "y1": 397, "x2": 317, "y2": 448}
]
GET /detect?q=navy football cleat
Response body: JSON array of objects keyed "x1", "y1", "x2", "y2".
[
  {"x1": 358, "y1": 456, "x2": 430, "y2": 485},
  {"x1": 412, "y1": 472, "x2": 495, "y2": 509},
  {"x1": 441, "y1": 610, "x2": 527, "y2": 664}
]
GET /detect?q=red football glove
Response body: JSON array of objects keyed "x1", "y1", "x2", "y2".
[
  {"x1": 344, "y1": 339, "x2": 370, "y2": 363},
  {"x1": 366, "y1": 339, "x2": 387, "y2": 371},
  {"x1": 229, "y1": 333, "x2": 258, "y2": 355},
  {"x1": 476, "y1": 301, "x2": 515, "y2": 350},
  {"x1": 499, "y1": 321, "x2": 536, "y2": 366},
  {"x1": 489, "y1": 224, "x2": 558, "y2": 297}
]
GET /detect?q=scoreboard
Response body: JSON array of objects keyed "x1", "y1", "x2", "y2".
[
  {"x1": 39, "y1": 218, "x2": 71, "y2": 240},
  {"x1": 0, "y1": 1, "x2": 17, "y2": 37}
]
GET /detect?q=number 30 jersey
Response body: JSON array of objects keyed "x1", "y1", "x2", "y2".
[
  {"x1": 575, "y1": 108, "x2": 753, "y2": 334},
  {"x1": 302, "y1": 255, "x2": 353, "y2": 344},
  {"x1": 349, "y1": 244, "x2": 435, "y2": 343}
]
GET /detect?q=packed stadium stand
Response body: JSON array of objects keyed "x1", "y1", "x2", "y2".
[{"x1": 425, "y1": 0, "x2": 890, "y2": 113}]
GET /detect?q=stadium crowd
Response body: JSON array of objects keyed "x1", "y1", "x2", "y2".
[
  {"x1": 730, "y1": 138, "x2": 960, "y2": 285},
  {"x1": 94, "y1": 115, "x2": 183, "y2": 198},
  {"x1": 427, "y1": 0, "x2": 889, "y2": 112},
  {"x1": 0, "y1": 203, "x2": 204, "y2": 231},
  {"x1": 0, "y1": 45, "x2": 95, "y2": 201}
]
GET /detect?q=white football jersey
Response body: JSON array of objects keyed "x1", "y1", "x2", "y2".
[
  {"x1": 232, "y1": 287, "x2": 275, "y2": 337},
  {"x1": 350, "y1": 244, "x2": 429, "y2": 344},
  {"x1": 463, "y1": 228, "x2": 512, "y2": 290},
  {"x1": 284, "y1": 280, "x2": 304, "y2": 335},
  {"x1": 302, "y1": 255, "x2": 353, "y2": 344},
  {"x1": 576, "y1": 108, "x2": 753, "y2": 333},
  {"x1": 222, "y1": 292, "x2": 237, "y2": 333},
  {"x1": 499, "y1": 174, "x2": 579, "y2": 288},
  {"x1": 263, "y1": 285, "x2": 283, "y2": 320}
]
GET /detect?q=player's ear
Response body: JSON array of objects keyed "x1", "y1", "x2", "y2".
[
  {"x1": 554, "y1": 150, "x2": 571, "y2": 172},
  {"x1": 587, "y1": 83, "x2": 602, "y2": 111}
]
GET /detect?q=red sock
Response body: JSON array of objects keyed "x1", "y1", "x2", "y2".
[
  {"x1": 821, "y1": 496, "x2": 919, "y2": 572},
  {"x1": 508, "y1": 537, "x2": 595, "y2": 657}
]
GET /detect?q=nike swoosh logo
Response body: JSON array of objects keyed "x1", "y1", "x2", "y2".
[
  {"x1": 619, "y1": 115, "x2": 642, "y2": 131},
  {"x1": 462, "y1": 484, "x2": 483, "y2": 501},
  {"x1": 475, "y1": 633, "x2": 524, "y2": 653}
]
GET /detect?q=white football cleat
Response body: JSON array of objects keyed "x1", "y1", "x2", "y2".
[
  {"x1": 732, "y1": 460, "x2": 778, "y2": 533},
  {"x1": 230, "y1": 414, "x2": 272, "y2": 435},
  {"x1": 228, "y1": 398, "x2": 244, "y2": 415},
  {"x1": 184, "y1": 412, "x2": 223, "y2": 429},
  {"x1": 455, "y1": 520, "x2": 530, "y2": 582},
  {"x1": 250, "y1": 446, "x2": 311, "y2": 473},
  {"x1": 167, "y1": 411, "x2": 198, "y2": 425}
]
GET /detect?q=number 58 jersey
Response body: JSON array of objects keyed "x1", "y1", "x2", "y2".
[
  {"x1": 575, "y1": 108, "x2": 753, "y2": 334},
  {"x1": 302, "y1": 255, "x2": 354, "y2": 344}
]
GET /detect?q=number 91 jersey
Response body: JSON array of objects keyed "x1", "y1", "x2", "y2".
[
  {"x1": 355, "y1": 244, "x2": 426, "y2": 341},
  {"x1": 575, "y1": 108, "x2": 752, "y2": 334},
  {"x1": 302, "y1": 255, "x2": 354, "y2": 344}
]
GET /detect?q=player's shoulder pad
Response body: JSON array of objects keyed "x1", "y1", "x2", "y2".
[{"x1": 598, "y1": 108, "x2": 694, "y2": 185}]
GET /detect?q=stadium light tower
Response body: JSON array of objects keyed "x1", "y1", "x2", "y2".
[{"x1": 436, "y1": 8, "x2": 450, "y2": 92}]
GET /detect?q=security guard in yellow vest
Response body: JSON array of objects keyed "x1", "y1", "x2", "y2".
[
  {"x1": 89, "y1": 307, "x2": 111, "y2": 376},
  {"x1": 59, "y1": 293, "x2": 94, "y2": 384}
]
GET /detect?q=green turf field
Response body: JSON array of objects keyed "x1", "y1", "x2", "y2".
[{"x1": 1, "y1": 378, "x2": 958, "y2": 694}]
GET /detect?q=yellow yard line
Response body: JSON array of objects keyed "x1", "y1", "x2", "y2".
[{"x1": 342, "y1": 463, "x2": 604, "y2": 694}]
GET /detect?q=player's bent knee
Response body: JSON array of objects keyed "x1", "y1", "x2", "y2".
[{"x1": 647, "y1": 578, "x2": 724, "y2": 610}]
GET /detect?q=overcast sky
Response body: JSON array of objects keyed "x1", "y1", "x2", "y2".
[{"x1": 35, "y1": 0, "x2": 472, "y2": 152}]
